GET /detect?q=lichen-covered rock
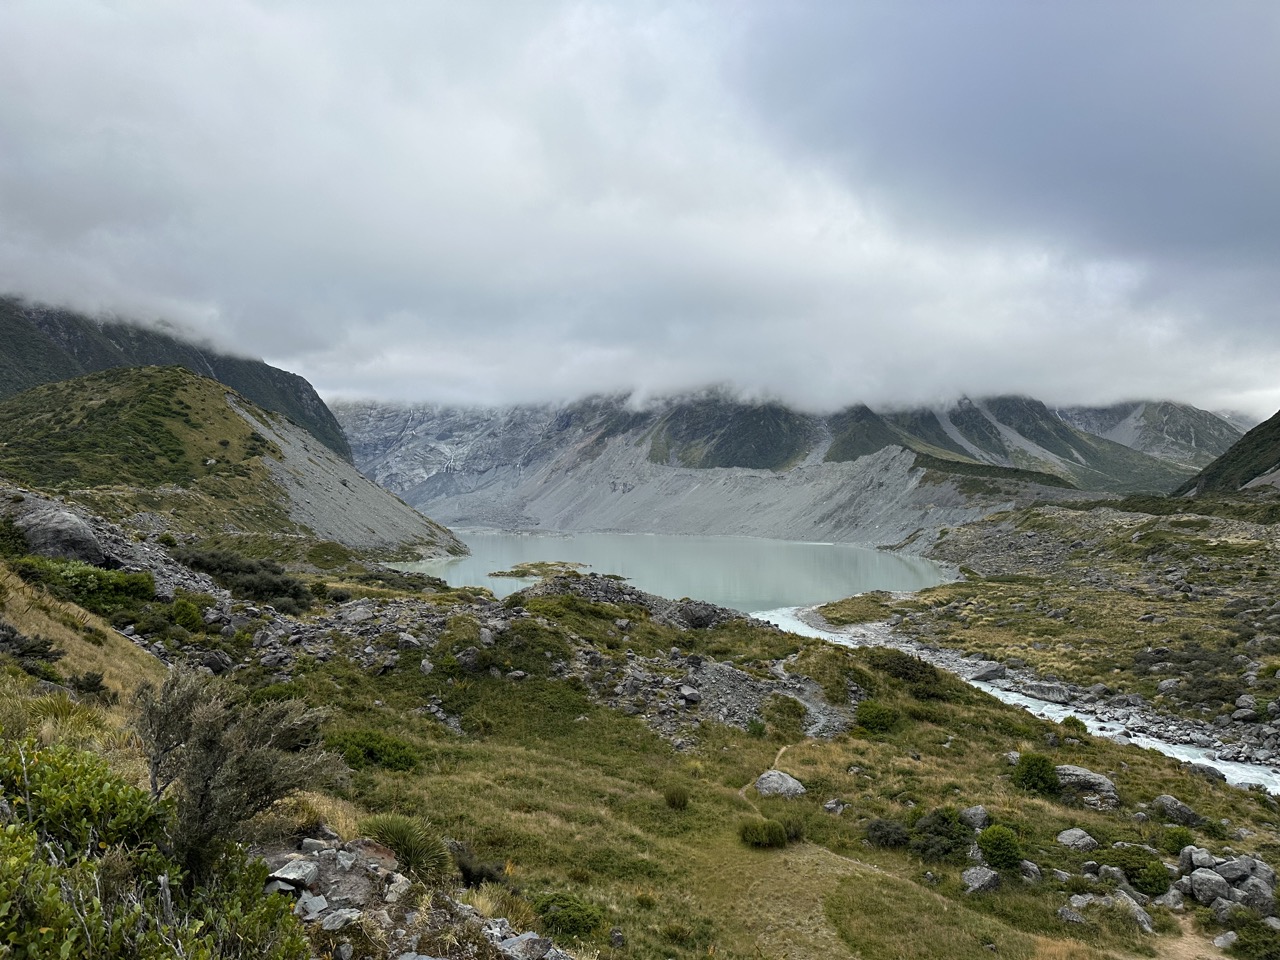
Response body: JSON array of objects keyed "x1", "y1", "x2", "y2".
[
  {"x1": 1190, "y1": 868, "x2": 1232, "y2": 906},
  {"x1": 1152, "y1": 794, "x2": 1201, "y2": 826},
  {"x1": 1054, "y1": 765, "x2": 1118, "y2": 810},
  {"x1": 755, "y1": 769, "x2": 806, "y2": 798},
  {"x1": 1056, "y1": 828, "x2": 1099, "y2": 851},
  {"x1": 962, "y1": 866, "x2": 1000, "y2": 894}
]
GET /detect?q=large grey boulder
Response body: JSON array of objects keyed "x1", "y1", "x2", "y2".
[
  {"x1": 959, "y1": 805, "x2": 990, "y2": 830},
  {"x1": 1190, "y1": 868, "x2": 1232, "y2": 906},
  {"x1": 1113, "y1": 890, "x2": 1154, "y2": 934},
  {"x1": 968, "y1": 662, "x2": 1005, "y2": 681},
  {"x1": 755, "y1": 770, "x2": 806, "y2": 798},
  {"x1": 1056, "y1": 828, "x2": 1099, "y2": 851},
  {"x1": 14, "y1": 509, "x2": 105, "y2": 565},
  {"x1": 1055, "y1": 765, "x2": 1119, "y2": 810},
  {"x1": 1179, "y1": 845, "x2": 1217, "y2": 875},
  {"x1": 1152, "y1": 794, "x2": 1201, "y2": 826},
  {"x1": 962, "y1": 866, "x2": 1001, "y2": 894},
  {"x1": 1238, "y1": 876, "x2": 1276, "y2": 917}
]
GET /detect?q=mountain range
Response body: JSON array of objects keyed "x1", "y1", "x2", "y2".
[{"x1": 332, "y1": 392, "x2": 1250, "y2": 546}]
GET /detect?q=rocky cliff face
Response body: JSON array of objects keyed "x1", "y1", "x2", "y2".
[{"x1": 1056, "y1": 400, "x2": 1243, "y2": 469}]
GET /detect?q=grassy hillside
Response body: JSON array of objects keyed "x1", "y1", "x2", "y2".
[
  {"x1": 0, "y1": 296, "x2": 353, "y2": 462},
  {"x1": 1176, "y1": 407, "x2": 1280, "y2": 495}
]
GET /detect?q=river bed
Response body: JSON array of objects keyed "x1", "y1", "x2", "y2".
[{"x1": 759, "y1": 606, "x2": 1280, "y2": 795}]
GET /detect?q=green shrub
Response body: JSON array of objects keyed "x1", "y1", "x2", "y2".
[
  {"x1": 977, "y1": 825, "x2": 1022, "y2": 870},
  {"x1": 908, "y1": 808, "x2": 972, "y2": 863},
  {"x1": 0, "y1": 621, "x2": 63, "y2": 678},
  {"x1": 1098, "y1": 846, "x2": 1169, "y2": 896},
  {"x1": 358, "y1": 813, "x2": 451, "y2": 881},
  {"x1": 1229, "y1": 916, "x2": 1280, "y2": 960},
  {"x1": 867, "y1": 648, "x2": 940, "y2": 685},
  {"x1": 531, "y1": 891, "x2": 606, "y2": 938},
  {"x1": 663, "y1": 784, "x2": 690, "y2": 811},
  {"x1": 739, "y1": 818, "x2": 789, "y2": 849},
  {"x1": 1011, "y1": 752, "x2": 1060, "y2": 796},
  {"x1": 1060, "y1": 715, "x2": 1089, "y2": 738},
  {"x1": 171, "y1": 598, "x2": 204, "y2": 632},
  {"x1": 1160, "y1": 826, "x2": 1195, "y2": 855},
  {"x1": 173, "y1": 547, "x2": 312, "y2": 612},
  {"x1": 0, "y1": 515, "x2": 26, "y2": 558},
  {"x1": 746, "y1": 718, "x2": 766, "y2": 738},
  {"x1": 325, "y1": 728, "x2": 419, "y2": 772},
  {"x1": 866, "y1": 818, "x2": 909, "y2": 848},
  {"x1": 855, "y1": 699, "x2": 898, "y2": 733},
  {"x1": 12, "y1": 556, "x2": 155, "y2": 616}
]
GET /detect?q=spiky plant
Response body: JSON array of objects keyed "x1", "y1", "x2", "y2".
[{"x1": 358, "y1": 813, "x2": 451, "y2": 881}]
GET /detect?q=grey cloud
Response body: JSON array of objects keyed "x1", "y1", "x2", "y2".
[{"x1": 0, "y1": 2, "x2": 1277, "y2": 420}]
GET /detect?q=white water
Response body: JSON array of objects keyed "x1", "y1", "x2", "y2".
[{"x1": 758, "y1": 606, "x2": 1280, "y2": 795}]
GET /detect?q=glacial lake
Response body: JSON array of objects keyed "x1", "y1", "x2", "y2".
[{"x1": 402, "y1": 529, "x2": 950, "y2": 613}]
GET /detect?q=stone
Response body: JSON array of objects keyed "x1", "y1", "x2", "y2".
[
  {"x1": 419, "y1": 658, "x2": 434, "y2": 676},
  {"x1": 14, "y1": 509, "x2": 105, "y2": 564},
  {"x1": 321, "y1": 909, "x2": 362, "y2": 931},
  {"x1": 1113, "y1": 890, "x2": 1154, "y2": 933},
  {"x1": 678, "y1": 684, "x2": 701, "y2": 703},
  {"x1": 1190, "y1": 867, "x2": 1232, "y2": 905},
  {"x1": 1213, "y1": 896, "x2": 1245, "y2": 924},
  {"x1": 1152, "y1": 794, "x2": 1201, "y2": 826},
  {"x1": 1057, "y1": 828, "x2": 1099, "y2": 852},
  {"x1": 385, "y1": 872, "x2": 413, "y2": 903},
  {"x1": 1055, "y1": 765, "x2": 1119, "y2": 810},
  {"x1": 300, "y1": 838, "x2": 330, "y2": 853},
  {"x1": 1057, "y1": 907, "x2": 1087, "y2": 924},
  {"x1": 962, "y1": 866, "x2": 1001, "y2": 894},
  {"x1": 1051, "y1": 869, "x2": 1072, "y2": 883},
  {"x1": 1238, "y1": 876, "x2": 1276, "y2": 917},
  {"x1": 497, "y1": 932, "x2": 552, "y2": 960},
  {"x1": 1214, "y1": 932, "x2": 1239, "y2": 949},
  {"x1": 1189, "y1": 763, "x2": 1227, "y2": 782},
  {"x1": 1019, "y1": 860, "x2": 1042, "y2": 884},
  {"x1": 294, "y1": 893, "x2": 328, "y2": 920},
  {"x1": 1153, "y1": 889, "x2": 1185, "y2": 911},
  {"x1": 969, "y1": 662, "x2": 1006, "y2": 681},
  {"x1": 1215, "y1": 859, "x2": 1254, "y2": 884},
  {"x1": 1098, "y1": 865, "x2": 1126, "y2": 884},
  {"x1": 269, "y1": 860, "x2": 319, "y2": 888},
  {"x1": 959, "y1": 805, "x2": 990, "y2": 830},
  {"x1": 1178, "y1": 846, "x2": 1216, "y2": 875},
  {"x1": 263, "y1": 879, "x2": 295, "y2": 895},
  {"x1": 754, "y1": 770, "x2": 806, "y2": 798},
  {"x1": 823, "y1": 798, "x2": 848, "y2": 815}
]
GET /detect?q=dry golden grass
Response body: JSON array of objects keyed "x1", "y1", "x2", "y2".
[{"x1": 0, "y1": 563, "x2": 165, "y2": 696}]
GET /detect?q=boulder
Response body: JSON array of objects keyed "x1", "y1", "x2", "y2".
[
  {"x1": 1057, "y1": 828, "x2": 1099, "y2": 852},
  {"x1": 968, "y1": 662, "x2": 1006, "y2": 681},
  {"x1": 1216, "y1": 859, "x2": 1254, "y2": 884},
  {"x1": 1178, "y1": 846, "x2": 1217, "y2": 875},
  {"x1": 15, "y1": 509, "x2": 105, "y2": 564},
  {"x1": 498, "y1": 932, "x2": 552, "y2": 960},
  {"x1": 1152, "y1": 794, "x2": 1201, "y2": 826},
  {"x1": 321, "y1": 908, "x2": 362, "y2": 931},
  {"x1": 959, "y1": 805, "x2": 990, "y2": 830},
  {"x1": 1056, "y1": 907, "x2": 1087, "y2": 924},
  {"x1": 1113, "y1": 890, "x2": 1154, "y2": 934},
  {"x1": 1238, "y1": 876, "x2": 1276, "y2": 917},
  {"x1": 962, "y1": 866, "x2": 1001, "y2": 894},
  {"x1": 1190, "y1": 868, "x2": 1232, "y2": 906},
  {"x1": 1019, "y1": 860, "x2": 1042, "y2": 885},
  {"x1": 1055, "y1": 765, "x2": 1119, "y2": 810},
  {"x1": 269, "y1": 860, "x2": 319, "y2": 888},
  {"x1": 754, "y1": 770, "x2": 806, "y2": 798}
]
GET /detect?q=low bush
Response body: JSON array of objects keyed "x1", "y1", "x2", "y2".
[
  {"x1": 0, "y1": 620, "x2": 63, "y2": 680},
  {"x1": 908, "y1": 808, "x2": 972, "y2": 863},
  {"x1": 325, "y1": 728, "x2": 420, "y2": 772},
  {"x1": 1098, "y1": 846, "x2": 1170, "y2": 896},
  {"x1": 855, "y1": 699, "x2": 898, "y2": 733},
  {"x1": 977, "y1": 825, "x2": 1022, "y2": 870},
  {"x1": 739, "y1": 818, "x2": 789, "y2": 849},
  {"x1": 173, "y1": 547, "x2": 312, "y2": 612},
  {"x1": 12, "y1": 556, "x2": 154, "y2": 616},
  {"x1": 531, "y1": 891, "x2": 607, "y2": 938},
  {"x1": 1160, "y1": 826, "x2": 1195, "y2": 856},
  {"x1": 867, "y1": 648, "x2": 939, "y2": 685},
  {"x1": 1012, "y1": 752, "x2": 1060, "y2": 796},
  {"x1": 866, "y1": 818, "x2": 909, "y2": 849}
]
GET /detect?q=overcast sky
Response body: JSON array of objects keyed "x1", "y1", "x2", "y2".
[{"x1": 1, "y1": 2, "x2": 1278, "y2": 418}]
